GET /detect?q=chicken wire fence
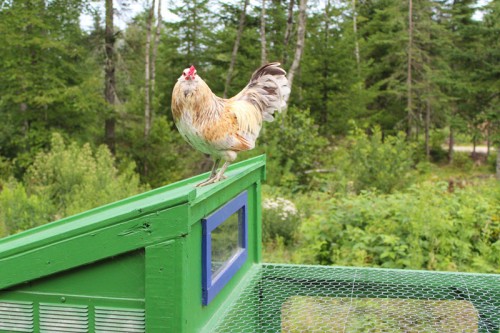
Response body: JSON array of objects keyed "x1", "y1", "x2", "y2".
[{"x1": 211, "y1": 264, "x2": 500, "y2": 333}]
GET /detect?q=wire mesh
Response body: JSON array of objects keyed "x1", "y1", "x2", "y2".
[{"x1": 212, "y1": 264, "x2": 500, "y2": 333}]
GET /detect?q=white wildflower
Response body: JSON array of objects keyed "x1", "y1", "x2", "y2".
[{"x1": 263, "y1": 197, "x2": 298, "y2": 221}]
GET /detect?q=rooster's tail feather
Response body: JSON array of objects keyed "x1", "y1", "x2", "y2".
[{"x1": 235, "y1": 62, "x2": 290, "y2": 122}]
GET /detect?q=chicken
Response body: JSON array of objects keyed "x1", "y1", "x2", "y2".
[{"x1": 171, "y1": 62, "x2": 290, "y2": 187}]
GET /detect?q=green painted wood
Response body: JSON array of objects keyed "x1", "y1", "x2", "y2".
[
  {"x1": 145, "y1": 239, "x2": 186, "y2": 332},
  {"x1": 254, "y1": 181, "x2": 263, "y2": 263},
  {"x1": 0, "y1": 205, "x2": 189, "y2": 290},
  {"x1": 3, "y1": 250, "x2": 145, "y2": 300}
]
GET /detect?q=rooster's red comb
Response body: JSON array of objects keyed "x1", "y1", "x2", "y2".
[{"x1": 188, "y1": 65, "x2": 196, "y2": 76}]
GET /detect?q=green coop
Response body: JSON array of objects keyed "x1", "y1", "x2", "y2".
[{"x1": 0, "y1": 155, "x2": 499, "y2": 332}]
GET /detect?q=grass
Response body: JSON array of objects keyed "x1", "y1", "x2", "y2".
[{"x1": 281, "y1": 296, "x2": 478, "y2": 332}]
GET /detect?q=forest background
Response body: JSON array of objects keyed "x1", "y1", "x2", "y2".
[{"x1": 0, "y1": 0, "x2": 499, "y2": 273}]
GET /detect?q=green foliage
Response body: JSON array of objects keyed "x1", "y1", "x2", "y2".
[
  {"x1": 426, "y1": 130, "x2": 449, "y2": 163},
  {"x1": 25, "y1": 133, "x2": 145, "y2": 218},
  {"x1": 0, "y1": 0, "x2": 103, "y2": 173},
  {"x1": 0, "y1": 180, "x2": 53, "y2": 237},
  {"x1": 450, "y1": 152, "x2": 474, "y2": 171},
  {"x1": 325, "y1": 126, "x2": 416, "y2": 194},
  {"x1": 118, "y1": 116, "x2": 199, "y2": 188},
  {"x1": 0, "y1": 133, "x2": 145, "y2": 238},
  {"x1": 262, "y1": 188, "x2": 301, "y2": 246},
  {"x1": 297, "y1": 180, "x2": 500, "y2": 273},
  {"x1": 257, "y1": 107, "x2": 328, "y2": 190},
  {"x1": 0, "y1": 156, "x2": 14, "y2": 181}
]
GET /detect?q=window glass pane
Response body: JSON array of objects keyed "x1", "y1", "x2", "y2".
[{"x1": 211, "y1": 209, "x2": 242, "y2": 279}]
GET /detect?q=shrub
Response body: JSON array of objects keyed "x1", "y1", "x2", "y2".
[
  {"x1": 262, "y1": 196, "x2": 300, "y2": 245},
  {"x1": 297, "y1": 180, "x2": 500, "y2": 273},
  {"x1": 25, "y1": 133, "x2": 146, "y2": 218},
  {"x1": 256, "y1": 107, "x2": 329, "y2": 190},
  {"x1": 451, "y1": 152, "x2": 474, "y2": 171},
  {"x1": 0, "y1": 180, "x2": 53, "y2": 235},
  {"x1": 120, "y1": 116, "x2": 200, "y2": 187},
  {"x1": 325, "y1": 126, "x2": 416, "y2": 194},
  {"x1": 0, "y1": 133, "x2": 146, "y2": 237}
]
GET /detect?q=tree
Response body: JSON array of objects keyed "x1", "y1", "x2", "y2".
[
  {"x1": 407, "y1": 0, "x2": 452, "y2": 155},
  {"x1": 224, "y1": 0, "x2": 250, "y2": 98},
  {"x1": 150, "y1": 0, "x2": 162, "y2": 128},
  {"x1": 144, "y1": 0, "x2": 162, "y2": 140},
  {"x1": 104, "y1": 0, "x2": 117, "y2": 154},
  {"x1": 169, "y1": 0, "x2": 213, "y2": 65},
  {"x1": 144, "y1": 0, "x2": 155, "y2": 139},
  {"x1": 478, "y1": 0, "x2": 499, "y2": 175},
  {"x1": 287, "y1": 0, "x2": 307, "y2": 101},
  {"x1": 260, "y1": 0, "x2": 267, "y2": 65},
  {"x1": 0, "y1": 0, "x2": 103, "y2": 173},
  {"x1": 442, "y1": 0, "x2": 480, "y2": 163},
  {"x1": 352, "y1": 0, "x2": 360, "y2": 71},
  {"x1": 283, "y1": 0, "x2": 295, "y2": 66},
  {"x1": 407, "y1": 0, "x2": 414, "y2": 138},
  {"x1": 357, "y1": 0, "x2": 408, "y2": 132}
]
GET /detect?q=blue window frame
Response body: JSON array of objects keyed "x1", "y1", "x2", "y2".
[{"x1": 202, "y1": 191, "x2": 248, "y2": 305}]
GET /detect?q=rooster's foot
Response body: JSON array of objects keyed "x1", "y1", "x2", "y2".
[
  {"x1": 195, "y1": 174, "x2": 226, "y2": 187},
  {"x1": 195, "y1": 161, "x2": 230, "y2": 187}
]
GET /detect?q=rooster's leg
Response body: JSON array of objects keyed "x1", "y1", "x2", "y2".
[
  {"x1": 196, "y1": 158, "x2": 221, "y2": 187},
  {"x1": 196, "y1": 160, "x2": 229, "y2": 187},
  {"x1": 212, "y1": 161, "x2": 229, "y2": 182},
  {"x1": 208, "y1": 158, "x2": 221, "y2": 179}
]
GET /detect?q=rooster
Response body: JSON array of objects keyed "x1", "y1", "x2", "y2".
[{"x1": 172, "y1": 63, "x2": 290, "y2": 187}]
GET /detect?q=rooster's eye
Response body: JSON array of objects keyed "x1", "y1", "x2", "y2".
[{"x1": 182, "y1": 72, "x2": 186, "y2": 76}]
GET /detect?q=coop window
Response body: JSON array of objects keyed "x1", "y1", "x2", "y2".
[{"x1": 202, "y1": 191, "x2": 248, "y2": 305}]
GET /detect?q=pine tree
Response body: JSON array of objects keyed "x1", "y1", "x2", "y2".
[
  {"x1": 169, "y1": 0, "x2": 213, "y2": 65},
  {"x1": 441, "y1": 0, "x2": 481, "y2": 162},
  {"x1": 0, "y1": 0, "x2": 102, "y2": 171},
  {"x1": 358, "y1": 0, "x2": 408, "y2": 132},
  {"x1": 104, "y1": 0, "x2": 117, "y2": 154}
]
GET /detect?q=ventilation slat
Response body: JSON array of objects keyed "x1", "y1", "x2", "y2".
[
  {"x1": 95, "y1": 307, "x2": 145, "y2": 333},
  {"x1": 96, "y1": 322, "x2": 146, "y2": 329},
  {"x1": 40, "y1": 324, "x2": 88, "y2": 332},
  {"x1": 0, "y1": 301, "x2": 34, "y2": 333},
  {"x1": 0, "y1": 313, "x2": 33, "y2": 320},
  {"x1": 39, "y1": 304, "x2": 88, "y2": 333}
]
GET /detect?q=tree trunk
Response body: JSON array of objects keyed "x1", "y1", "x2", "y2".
[
  {"x1": 223, "y1": 0, "x2": 249, "y2": 98},
  {"x1": 321, "y1": 0, "x2": 330, "y2": 126},
  {"x1": 406, "y1": 0, "x2": 413, "y2": 139},
  {"x1": 352, "y1": 0, "x2": 360, "y2": 71},
  {"x1": 260, "y1": 0, "x2": 267, "y2": 66},
  {"x1": 425, "y1": 94, "x2": 431, "y2": 159},
  {"x1": 104, "y1": 0, "x2": 116, "y2": 154},
  {"x1": 144, "y1": 0, "x2": 155, "y2": 139},
  {"x1": 283, "y1": 0, "x2": 295, "y2": 66},
  {"x1": 151, "y1": 0, "x2": 162, "y2": 122},
  {"x1": 496, "y1": 146, "x2": 500, "y2": 180},
  {"x1": 486, "y1": 123, "x2": 490, "y2": 157},
  {"x1": 287, "y1": 0, "x2": 307, "y2": 102},
  {"x1": 448, "y1": 126, "x2": 454, "y2": 164}
]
